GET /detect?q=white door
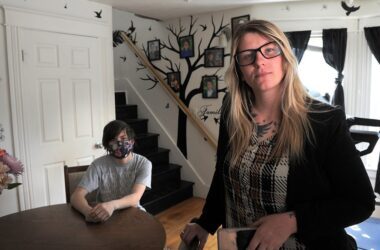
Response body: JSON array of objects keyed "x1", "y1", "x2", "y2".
[{"x1": 19, "y1": 29, "x2": 105, "y2": 208}]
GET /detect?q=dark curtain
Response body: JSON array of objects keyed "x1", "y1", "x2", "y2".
[
  {"x1": 322, "y1": 28, "x2": 347, "y2": 111},
  {"x1": 285, "y1": 30, "x2": 311, "y2": 63},
  {"x1": 364, "y1": 26, "x2": 380, "y2": 64}
]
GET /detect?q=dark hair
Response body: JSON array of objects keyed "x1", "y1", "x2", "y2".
[{"x1": 102, "y1": 120, "x2": 135, "y2": 149}]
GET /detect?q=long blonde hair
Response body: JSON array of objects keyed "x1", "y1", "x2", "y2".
[{"x1": 225, "y1": 19, "x2": 313, "y2": 165}]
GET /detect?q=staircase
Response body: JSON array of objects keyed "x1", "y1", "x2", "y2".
[{"x1": 115, "y1": 92, "x2": 194, "y2": 215}]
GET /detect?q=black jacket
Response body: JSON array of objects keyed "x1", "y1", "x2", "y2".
[{"x1": 197, "y1": 98, "x2": 375, "y2": 249}]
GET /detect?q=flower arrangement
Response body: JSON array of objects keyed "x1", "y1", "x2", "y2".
[{"x1": 0, "y1": 148, "x2": 24, "y2": 194}]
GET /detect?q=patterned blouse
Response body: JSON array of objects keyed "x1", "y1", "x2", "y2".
[{"x1": 224, "y1": 130, "x2": 305, "y2": 249}]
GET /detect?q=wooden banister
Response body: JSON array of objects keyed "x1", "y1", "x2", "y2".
[{"x1": 120, "y1": 32, "x2": 217, "y2": 150}]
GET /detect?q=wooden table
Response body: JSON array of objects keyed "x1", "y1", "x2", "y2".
[{"x1": 0, "y1": 204, "x2": 166, "y2": 250}]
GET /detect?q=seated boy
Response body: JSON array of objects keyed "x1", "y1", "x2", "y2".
[{"x1": 71, "y1": 120, "x2": 152, "y2": 222}]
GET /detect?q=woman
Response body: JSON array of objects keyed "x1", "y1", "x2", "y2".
[
  {"x1": 71, "y1": 120, "x2": 152, "y2": 223},
  {"x1": 181, "y1": 20, "x2": 375, "y2": 249}
]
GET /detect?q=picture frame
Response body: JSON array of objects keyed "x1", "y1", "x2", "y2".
[
  {"x1": 179, "y1": 35, "x2": 194, "y2": 58},
  {"x1": 202, "y1": 75, "x2": 218, "y2": 99},
  {"x1": 167, "y1": 71, "x2": 181, "y2": 93},
  {"x1": 204, "y1": 48, "x2": 224, "y2": 68},
  {"x1": 147, "y1": 39, "x2": 161, "y2": 61},
  {"x1": 231, "y1": 15, "x2": 250, "y2": 36}
]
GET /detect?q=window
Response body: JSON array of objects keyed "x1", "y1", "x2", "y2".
[{"x1": 298, "y1": 34, "x2": 336, "y2": 102}]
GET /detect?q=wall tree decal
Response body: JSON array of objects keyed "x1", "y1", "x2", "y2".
[{"x1": 114, "y1": 16, "x2": 229, "y2": 158}]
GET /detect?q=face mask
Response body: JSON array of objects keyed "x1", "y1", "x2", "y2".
[{"x1": 108, "y1": 139, "x2": 134, "y2": 159}]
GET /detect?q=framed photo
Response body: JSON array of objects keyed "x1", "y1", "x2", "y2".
[
  {"x1": 179, "y1": 35, "x2": 194, "y2": 58},
  {"x1": 202, "y1": 75, "x2": 218, "y2": 99},
  {"x1": 231, "y1": 15, "x2": 250, "y2": 36},
  {"x1": 147, "y1": 39, "x2": 160, "y2": 61},
  {"x1": 204, "y1": 48, "x2": 224, "y2": 68},
  {"x1": 167, "y1": 71, "x2": 181, "y2": 93}
]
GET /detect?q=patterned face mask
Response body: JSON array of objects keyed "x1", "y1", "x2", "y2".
[{"x1": 108, "y1": 139, "x2": 134, "y2": 159}]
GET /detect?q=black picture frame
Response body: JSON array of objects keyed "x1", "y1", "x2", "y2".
[
  {"x1": 167, "y1": 71, "x2": 181, "y2": 93},
  {"x1": 147, "y1": 39, "x2": 160, "y2": 61},
  {"x1": 204, "y1": 48, "x2": 224, "y2": 68},
  {"x1": 202, "y1": 75, "x2": 218, "y2": 99},
  {"x1": 179, "y1": 35, "x2": 194, "y2": 58},
  {"x1": 231, "y1": 15, "x2": 250, "y2": 36}
]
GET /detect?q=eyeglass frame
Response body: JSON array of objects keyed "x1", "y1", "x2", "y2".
[{"x1": 234, "y1": 41, "x2": 282, "y2": 66}]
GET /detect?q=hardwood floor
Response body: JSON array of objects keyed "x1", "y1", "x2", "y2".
[{"x1": 155, "y1": 197, "x2": 218, "y2": 250}]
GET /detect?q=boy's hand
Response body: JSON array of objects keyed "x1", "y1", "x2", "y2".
[{"x1": 88, "y1": 202, "x2": 115, "y2": 222}]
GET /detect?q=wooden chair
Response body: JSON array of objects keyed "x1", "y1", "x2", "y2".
[
  {"x1": 346, "y1": 117, "x2": 380, "y2": 205},
  {"x1": 64, "y1": 165, "x2": 97, "y2": 203}
]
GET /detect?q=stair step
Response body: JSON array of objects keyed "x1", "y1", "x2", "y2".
[
  {"x1": 116, "y1": 105, "x2": 138, "y2": 120},
  {"x1": 152, "y1": 163, "x2": 177, "y2": 174},
  {"x1": 151, "y1": 164, "x2": 182, "y2": 190},
  {"x1": 115, "y1": 92, "x2": 127, "y2": 106},
  {"x1": 123, "y1": 118, "x2": 148, "y2": 134},
  {"x1": 141, "y1": 147, "x2": 170, "y2": 165},
  {"x1": 134, "y1": 133, "x2": 159, "y2": 153},
  {"x1": 141, "y1": 181, "x2": 194, "y2": 215}
]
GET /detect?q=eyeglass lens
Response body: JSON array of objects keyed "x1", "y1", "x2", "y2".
[{"x1": 235, "y1": 42, "x2": 281, "y2": 66}]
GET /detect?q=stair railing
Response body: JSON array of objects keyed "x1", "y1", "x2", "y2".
[{"x1": 120, "y1": 32, "x2": 217, "y2": 149}]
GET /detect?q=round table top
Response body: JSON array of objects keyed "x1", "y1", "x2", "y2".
[{"x1": 0, "y1": 204, "x2": 166, "y2": 250}]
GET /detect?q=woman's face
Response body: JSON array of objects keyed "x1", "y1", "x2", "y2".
[{"x1": 237, "y1": 32, "x2": 284, "y2": 94}]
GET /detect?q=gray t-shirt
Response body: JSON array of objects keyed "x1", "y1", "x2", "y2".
[{"x1": 78, "y1": 153, "x2": 152, "y2": 209}]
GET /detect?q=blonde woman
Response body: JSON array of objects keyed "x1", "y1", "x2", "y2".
[{"x1": 181, "y1": 20, "x2": 375, "y2": 249}]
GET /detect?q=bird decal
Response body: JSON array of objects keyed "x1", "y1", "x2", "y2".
[
  {"x1": 214, "y1": 117, "x2": 220, "y2": 124},
  {"x1": 341, "y1": 1, "x2": 360, "y2": 16},
  {"x1": 128, "y1": 21, "x2": 136, "y2": 33},
  {"x1": 94, "y1": 9, "x2": 102, "y2": 18},
  {"x1": 165, "y1": 103, "x2": 169, "y2": 109},
  {"x1": 148, "y1": 26, "x2": 152, "y2": 31},
  {"x1": 120, "y1": 56, "x2": 126, "y2": 62},
  {"x1": 200, "y1": 115, "x2": 209, "y2": 122},
  {"x1": 200, "y1": 24, "x2": 207, "y2": 31},
  {"x1": 64, "y1": 3, "x2": 67, "y2": 9}
]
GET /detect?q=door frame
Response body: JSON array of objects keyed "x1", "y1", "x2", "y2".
[{"x1": 3, "y1": 5, "x2": 115, "y2": 210}]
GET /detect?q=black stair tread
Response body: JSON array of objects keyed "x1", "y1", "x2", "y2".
[
  {"x1": 116, "y1": 104, "x2": 137, "y2": 108},
  {"x1": 152, "y1": 163, "x2": 181, "y2": 176},
  {"x1": 135, "y1": 133, "x2": 159, "y2": 139},
  {"x1": 142, "y1": 180, "x2": 194, "y2": 205},
  {"x1": 141, "y1": 147, "x2": 170, "y2": 157},
  {"x1": 124, "y1": 118, "x2": 149, "y2": 123}
]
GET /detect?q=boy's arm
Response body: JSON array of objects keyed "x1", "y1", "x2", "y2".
[
  {"x1": 88, "y1": 184, "x2": 146, "y2": 222},
  {"x1": 112, "y1": 183, "x2": 146, "y2": 210},
  {"x1": 70, "y1": 187, "x2": 93, "y2": 217}
]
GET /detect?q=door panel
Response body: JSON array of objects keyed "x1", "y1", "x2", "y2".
[{"x1": 19, "y1": 29, "x2": 104, "y2": 208}]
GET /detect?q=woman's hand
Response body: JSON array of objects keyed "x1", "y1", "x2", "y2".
[
  {"x1": 87, "y1": 201, "x2": 115, "y2": 222},
  {"x1": 247, "y1": 211, "x2": 297, "y2": 250},
  {"x1": 180, "y1": 223, "x2": 209, "y2": 249}
]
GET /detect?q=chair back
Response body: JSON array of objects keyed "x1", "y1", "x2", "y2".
[
  {"x1": 64, "y1": 165, "x2": 97, "y2": 203},
  {"x1": 346, "y1": 117, "x2": 380, "y2": 198}
]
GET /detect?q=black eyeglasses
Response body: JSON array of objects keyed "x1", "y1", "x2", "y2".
[{"x1": 234, "y1": 41, "x2": 282, "y2": 66}]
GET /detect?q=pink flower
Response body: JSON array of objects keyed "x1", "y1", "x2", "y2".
[
  {"x1": 0, "y1": 150, "x2": 23, "y2": 175},
  {"x1": 0, "y1": 149, "x2": 24, "y2": 194}
]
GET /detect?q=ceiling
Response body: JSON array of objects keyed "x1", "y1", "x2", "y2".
[{"x1": 88, "y1": 0, "x2": 326, "y2": 21}]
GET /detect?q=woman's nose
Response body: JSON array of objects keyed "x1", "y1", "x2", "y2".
[{"x1": 254, "y1": 51, "x2": 266, "y2": 65}]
